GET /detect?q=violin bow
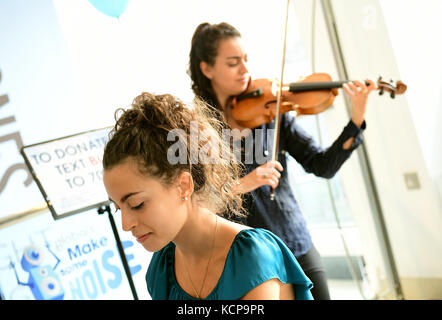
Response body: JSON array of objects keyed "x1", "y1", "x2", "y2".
[{"x1": 270, "y1": 0, "x2": 291, "y2": 201}]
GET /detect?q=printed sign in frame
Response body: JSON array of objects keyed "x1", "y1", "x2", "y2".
[{"x1": 21, "y1": 127, "x2": 112, "y2": 220}]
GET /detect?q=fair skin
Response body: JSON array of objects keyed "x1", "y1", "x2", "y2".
[
  {"x1": 201, "y1": 36, "x2": 377, "y2": 193},
  {"x1": 103, "y1": 157, "x2": 294, "y2": 299}
]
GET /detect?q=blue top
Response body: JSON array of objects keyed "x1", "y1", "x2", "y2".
[
  {"x1": 146, "y1": 228, "x2": 313, "y2": 300},
  {"x1": 240, "y1": 113, "x2": 366, "y2": 257}
]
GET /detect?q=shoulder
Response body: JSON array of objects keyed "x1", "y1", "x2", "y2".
[
  {"x1": 217, "y1": 229, "x2": 286, "y2": 290},
  {"x1": 221, "y1": 228, "x2": 313, "y2": 299},
  {"x1": 232, "y1": 228, "x2": 288, "y2": 262},
  {"x1": 279, "y1": 112, "x2": 309, "y2": 141}
]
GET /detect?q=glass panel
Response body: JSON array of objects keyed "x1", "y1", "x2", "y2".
[{"x1": 287, "y1": 113, "x2": 375, "y2": 299}]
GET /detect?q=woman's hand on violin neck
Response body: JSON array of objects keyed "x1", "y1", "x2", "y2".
[
  {"x1": 235, "y1": 161, "x2": 284, "y2": 194},
  {"x1": 343, "y1": 78, "x2": 377, "y2": 128}
]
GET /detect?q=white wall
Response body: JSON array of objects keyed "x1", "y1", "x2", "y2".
[
  {"x1": 0, "y1": 0, "x2": 75, "y2": 217},
  {"x1": 380, "y1": 0, "x2": 442, "y2": 200},
  {"x1": 297, "y1": 0, "x2": 442, "y2": 299}
]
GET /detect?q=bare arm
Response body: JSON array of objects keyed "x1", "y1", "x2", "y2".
[
  {"x1": 240, "y1": 278, "x2": 281, "y2": 300},
  {"x1": 240, "y1": 278, "x2": 295, "y2": 300}
]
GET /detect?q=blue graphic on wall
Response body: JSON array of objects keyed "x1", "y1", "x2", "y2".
[
  {"x1": 7, "y1": 238, "x2": 142, "y2": 300},
  {"x1": 10, "y1": 242, "x2": 64, "y2": 300},
  {"x1": 0, "y1": 209, "x2": 151, "y2": 300}
]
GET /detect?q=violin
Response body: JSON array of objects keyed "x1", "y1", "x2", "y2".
[{"x1": 231, "y1": 73, "x2": 407, "y2": 128}]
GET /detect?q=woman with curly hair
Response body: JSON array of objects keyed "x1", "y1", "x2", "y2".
[{"x1": 102, "y1": 92, "x2": 313, "y2": 300}]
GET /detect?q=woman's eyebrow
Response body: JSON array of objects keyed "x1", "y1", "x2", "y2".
[{"x1": 108, "y1": 192, "x2": 142, "y2": 204}]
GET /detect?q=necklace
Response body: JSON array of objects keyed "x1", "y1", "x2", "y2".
[{"x1": 181, "y1": 214, "x2": 218, "y2": 299}]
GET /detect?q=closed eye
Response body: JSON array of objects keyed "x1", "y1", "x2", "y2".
[{"x1": 131, "y1": 202, "x2": 144, "y2": 210}]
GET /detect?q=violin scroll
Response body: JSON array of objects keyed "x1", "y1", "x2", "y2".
[{"x1": 377, "y1": 76, "x2": 407, "y2": 99}]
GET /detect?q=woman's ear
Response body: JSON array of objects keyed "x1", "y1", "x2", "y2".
[
  {"x1": 200, "y1": 61, "x2": 213, "y2": 80},
  {"x1": 177, "y1": 171, "x2": 194, "y2": 200}
]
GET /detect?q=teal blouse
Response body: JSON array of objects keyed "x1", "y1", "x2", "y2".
[{"x1": 146, "y1": 228, "x2": 314, "y2": 300}]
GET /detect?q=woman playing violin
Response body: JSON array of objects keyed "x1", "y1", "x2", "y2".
[{"x1": 188, "y1": 22, "x2": 377, "y2": 300}]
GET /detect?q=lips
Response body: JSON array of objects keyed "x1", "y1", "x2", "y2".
[
  {"x1": 238, "y1": 77, "x2": 249, "y2": 84},
  {"x1": 135, "y1": 233, "x2": 151, "y2": 243}
]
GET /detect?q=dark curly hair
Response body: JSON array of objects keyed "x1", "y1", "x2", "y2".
[{"x1": 103, "y1": 92, "x2": 245, "y2": 219}]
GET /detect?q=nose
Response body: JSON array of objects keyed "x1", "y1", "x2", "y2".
[
  {"x1": 121, "y1": 209, "x2": 137, "y2": 232},
  {"x1": 239, "y1": 59, "x2": 248, "y2": 75}
]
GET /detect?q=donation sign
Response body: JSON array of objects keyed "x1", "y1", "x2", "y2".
[{"x1": 21, "y1": 127, "x2": 112, "y2": 220}]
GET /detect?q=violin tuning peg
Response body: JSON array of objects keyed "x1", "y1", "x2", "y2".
[
  {"x1": 390, "y1": 91, "x2": 395, "y2": 99},
  {"x1": 379, "y1": 87, "x2": 384, "y2": 95}
]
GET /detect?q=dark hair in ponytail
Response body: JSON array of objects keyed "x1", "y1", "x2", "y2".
[{"x1": 188, "y1": 22, "x2": 241, "y2": 110}]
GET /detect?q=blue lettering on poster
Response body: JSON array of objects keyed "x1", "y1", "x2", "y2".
[{"x1": 10, "y1": 237, "x2": 142, "y2": 300}]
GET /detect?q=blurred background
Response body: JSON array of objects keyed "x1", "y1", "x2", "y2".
[{"x1": 0, "y1": 0, "x2": 441, "y2": 300}]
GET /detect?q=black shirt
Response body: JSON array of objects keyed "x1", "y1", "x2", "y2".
[{"x1": 239, "y1": 112, "x2": 366, "y2": 257}]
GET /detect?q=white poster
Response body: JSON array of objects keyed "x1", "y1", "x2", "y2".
[
  {"x1": 0, "y1": 208, "x2": 151, "y2": 300},
  {"x1": 21, "y1": 127, "x2": 111, "y2": 219}
]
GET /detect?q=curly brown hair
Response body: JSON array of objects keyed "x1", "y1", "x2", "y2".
[{"x1": 103, "y1": 92, "x2": 245, "y2": 219}]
